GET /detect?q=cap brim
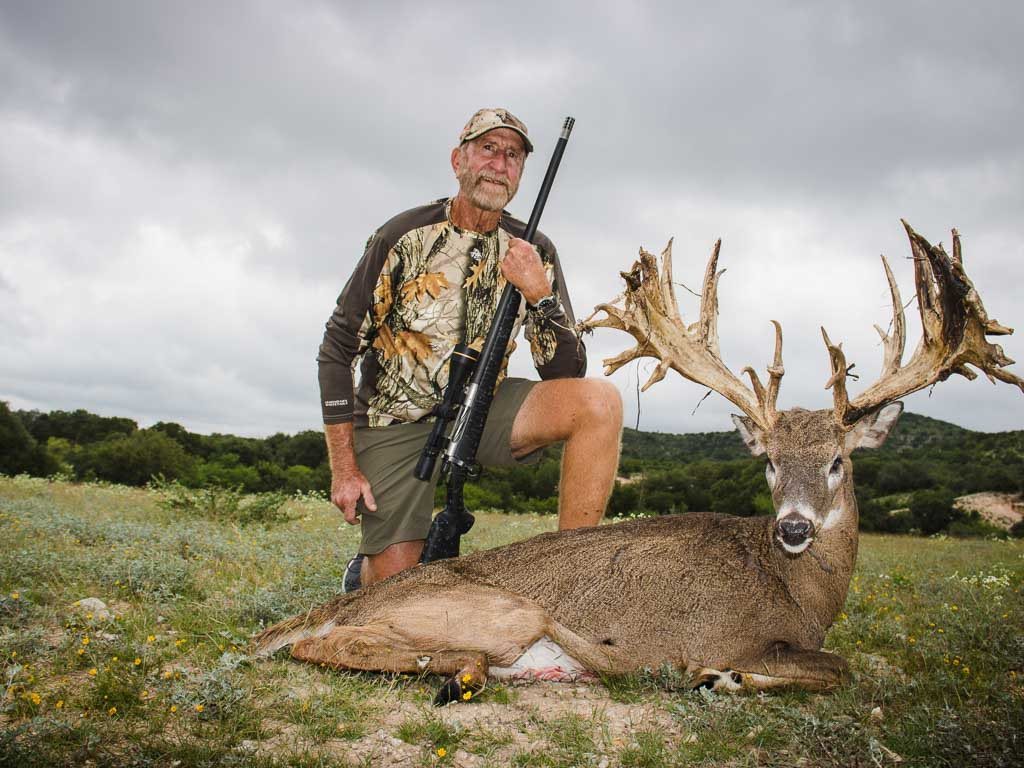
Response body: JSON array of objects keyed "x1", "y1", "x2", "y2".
[{"x1": 461, "y1": 126, "x2": 533, "y2": 154}]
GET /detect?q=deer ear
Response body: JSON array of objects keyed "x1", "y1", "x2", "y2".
[
  {"x1": 845, "y1": 402, "x2": 904, "y2": 450},
  {"x1": 732, "y1": 414, "x2": 767, "y2": 456}
]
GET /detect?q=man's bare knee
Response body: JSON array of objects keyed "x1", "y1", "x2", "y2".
[{"x1": 574, "y1": 379, "x2": 622, "y2": 430}]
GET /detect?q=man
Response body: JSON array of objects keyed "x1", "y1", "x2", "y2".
[{"x1": 318, "y1": 108, "x2": 623, "y2": 591}]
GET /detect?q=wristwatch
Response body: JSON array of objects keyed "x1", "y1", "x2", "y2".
[{"x1": 528, "y1": 293, "x2": 559, "y2": 317}]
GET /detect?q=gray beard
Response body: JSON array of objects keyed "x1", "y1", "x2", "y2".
[{"x1": 458, "y1": 169, "x2": 515, "y2": 212}]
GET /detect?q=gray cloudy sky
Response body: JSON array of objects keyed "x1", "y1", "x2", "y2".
[{"x1": 1, "y1": 0, "x2": 1022, "y2": 437}]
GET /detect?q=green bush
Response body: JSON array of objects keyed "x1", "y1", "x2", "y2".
[
  {"x1": 153, "y1": 480, "x2": 291, "y2": 526},
  {"x1": 909, "y1": 488, "x2": 960, "y2": 535}
]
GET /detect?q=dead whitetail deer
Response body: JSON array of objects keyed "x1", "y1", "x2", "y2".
[{"x1": 255, "y1": 221, "x2": 1022, "y2": 703}]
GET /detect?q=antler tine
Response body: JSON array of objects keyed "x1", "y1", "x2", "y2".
[
  {"x1": 830, "y1": 222, "x2": 1024, "y2": 427},
  {"x1": 872, "y1": 254, "x2": 906, "y2": 378},
  {"x1": 659, "y1": 238, "x2": 681, "y2": 324},
  {"x1": 580, "y1": 238, "x2": 781, "y2": 431},
  {"x1": 821, "y1": 327, "x2": 852, "y2": 425},
  {"x1": 765, "y1": 320, "x2": 785, "y2": 421},
  {"x1": 741, "y1": 320, "x2": 785, "y2": 423},
  {"x1": 697, "y1": 239, "x2": 723, "y2": 357}
]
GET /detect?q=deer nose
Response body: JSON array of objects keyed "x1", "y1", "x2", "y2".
[{"x1": 776, "y1": 514, "x2": 814, "y2": 547}]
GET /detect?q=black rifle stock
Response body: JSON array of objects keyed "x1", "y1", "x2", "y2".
[{"x1": 417, "y1": 117, "x2": 575, "y2": 564}]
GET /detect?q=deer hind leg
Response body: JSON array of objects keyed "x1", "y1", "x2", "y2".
[{"x1": 290, "y1": 584, "x2": 618, "y2": 700}]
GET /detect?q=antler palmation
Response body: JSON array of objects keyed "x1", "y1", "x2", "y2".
[
  {"x1": 823, "y1": 220, "x2": 1023, "y2": 427},
  {"x1": 580, "y1": 239, "x2": 784, "y2": 432}
]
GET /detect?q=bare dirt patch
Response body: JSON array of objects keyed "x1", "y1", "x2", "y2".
[{"x1": 954, "y1": 492, "x2": 1023, "y2": 530}]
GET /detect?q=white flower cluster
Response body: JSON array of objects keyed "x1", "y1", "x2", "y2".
[{"x1": 947, "y1": 566, "x2": 1012, "y2": 591}]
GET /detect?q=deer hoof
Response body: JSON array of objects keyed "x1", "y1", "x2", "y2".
[
  {"x1": 433, "y1": 674, "x2": 485, "y2": 707},
  {"x1": 692, "y1": 669, "x2": 743, "y2": 693}
]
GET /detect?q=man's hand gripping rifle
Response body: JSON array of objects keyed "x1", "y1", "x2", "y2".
[{"x1": 414, "y1": 117, "x2": 576, "y2": 564}]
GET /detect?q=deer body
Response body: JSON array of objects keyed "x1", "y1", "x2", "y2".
[
  {"x1": 257, "y1": 408, "x2": 876, "y2": 695},
  {"x1": 256, "y1": 223, "x2": 1022, "y2": 702}
]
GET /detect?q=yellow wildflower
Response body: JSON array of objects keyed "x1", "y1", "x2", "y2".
[
  {"x1": 56, "y1": 700, "x2": 64, "y2": 709},
  {"x1": 77, "y1": 649, "x2": 84, "y2": 656},
  {"x1": 29, "y1": 692, "x2": 41, "y2": 705},
  {"x1": 10, "y1": 592, "x2": 18, "y2": 600},
  {"x1": 81, "y1": 637, "x2": 89, "y2": 645},
  {"x1": 195, "y1": 704, "x2": 204, "y2": 713},
  {"x1": 962, "y1": 666, "x2": 970, "y2": 674},
  {"x1": 162, "y1": 670, "x2": 172, "y2": 679},
  {"x1": 147, "y1": 635, "x2": 155, "y2": 643},
  {"x1": 937, "y1": 628, "x2": 944, "y2": 634},
  {"x1": 134, "y1": 658, "x2": 141, "y2": 666},
  {"x1": 88, "y1": 668, "x2": 97, "y2": 676},
  {"x1": 108, "y1": 707, "x2": 117, "y2": 716},
  {"x1": 462, "y1": 691, "x2": 472, "y2": 700},
  {"x1": 908, "y1": 637, "x2": 916, "y2": 645},
  {"x1": 461, "y1": 674, "x2": 473, "y2": 684},
  {"x1": 86, "y1": 613, "x2": 93, "y2": 620},
  {"x1": 436, "y1": 747, "x2": 447, "y2": 757},
  {"x1": 170, "y1": 705, "x2": 177, "y2": 713}
]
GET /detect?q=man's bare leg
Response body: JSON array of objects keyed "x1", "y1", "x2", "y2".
[
  {"x1": 510, "y1": 379, "x2": 623, "y2": 529},
  {"x1": 363, "y1": 540, "x2": 424, "y2": 587}
]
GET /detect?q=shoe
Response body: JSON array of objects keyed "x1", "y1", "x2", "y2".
[{"x1": 343, "y1": 553, "x2": 365, "y2": 593}]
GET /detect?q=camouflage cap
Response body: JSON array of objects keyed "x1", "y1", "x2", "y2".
[{"x1": 458, "y1": 108, "x2": 533, "y2": 153}]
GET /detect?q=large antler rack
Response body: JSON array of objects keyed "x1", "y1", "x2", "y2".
[
  {"x1": 580, "y1": 239, "x2": 784, "y2": 432},
  {"x1": 823, "y1": 220, "x2": 1024, "y2": 428}
]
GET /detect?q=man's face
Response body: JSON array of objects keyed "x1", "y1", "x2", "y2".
[{"x1": 451, "y1": 127, "x2": 526, "y2": 212}]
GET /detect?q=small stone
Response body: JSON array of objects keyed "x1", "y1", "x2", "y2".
[
  {"x1": 74, "y1": 598, "x2": 111, "y2": 621},
  {"x1": 870, "y1": 706, "x2": 883, "y2": 722},
  {"x1": 597, "y1": 758, "x2": 610, "y2": 768},
  {"x1": 238, "y1": 740, "x2": 259, "y2": 753},
  {"x1": 684, "y1": 733, "x2": 699, "y2": 744}
]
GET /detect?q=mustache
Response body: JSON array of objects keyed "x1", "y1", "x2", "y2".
[{"x1": 476, "y1": 175, "x2": 509, "y2": 190}]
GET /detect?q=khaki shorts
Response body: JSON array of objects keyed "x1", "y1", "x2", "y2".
[{"x1": 353, "y1": 377, "x2": 542, "y2": 555}]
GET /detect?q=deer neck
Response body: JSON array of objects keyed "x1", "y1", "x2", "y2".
[{"x1": 774, "y1": 482, "x2": 859, "y2": 640}]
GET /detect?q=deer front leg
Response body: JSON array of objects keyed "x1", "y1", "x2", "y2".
[{"x1": 690, "y1": 645, "x2": 850, "y2": 693}]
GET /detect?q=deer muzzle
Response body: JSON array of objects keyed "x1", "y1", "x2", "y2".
[{"x1": 775, "y1": 514, "x2": 815, "y2": 553}]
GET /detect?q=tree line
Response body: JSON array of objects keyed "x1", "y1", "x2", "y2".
[{"x1": 2, "y1": 402, "x2": 1021, "y2": 536}]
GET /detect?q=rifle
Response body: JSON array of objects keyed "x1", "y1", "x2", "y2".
[{"x1": 415, "y1": 117, "x2": 576, "y2": 564}]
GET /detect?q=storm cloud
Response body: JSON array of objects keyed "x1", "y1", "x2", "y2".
[{"x1": 1, "y1": 0, "x2": 1022, "y2": 436}]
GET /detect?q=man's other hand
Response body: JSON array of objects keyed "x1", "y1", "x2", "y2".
[
  {"x1": 331, "y1": 470, "x2": 377, "y2": 525},
  {"x1": 502, "y1": 237, "x2": 551, "y2": 306}
]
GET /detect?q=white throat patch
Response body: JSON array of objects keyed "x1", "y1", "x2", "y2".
[{"x1": 778, "y1": 537, "x2": 812, "y2": 555}]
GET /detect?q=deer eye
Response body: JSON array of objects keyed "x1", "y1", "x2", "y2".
[{"x1": 829, "y1": 456, "x2": 843, "y2": 474}]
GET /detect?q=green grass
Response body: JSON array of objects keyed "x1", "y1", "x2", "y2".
[{"x1": 1, "y1": 474, "x2": 1022, "y2": 767}]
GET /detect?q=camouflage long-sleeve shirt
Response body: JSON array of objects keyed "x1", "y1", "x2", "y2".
[{"x1": 318, "y1": 199, "x2": 587, "y2": 427}]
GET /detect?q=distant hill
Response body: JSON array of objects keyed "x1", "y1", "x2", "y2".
[{"x1": 619, "y1": 412, "x2": 1023, "y2": 464}]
